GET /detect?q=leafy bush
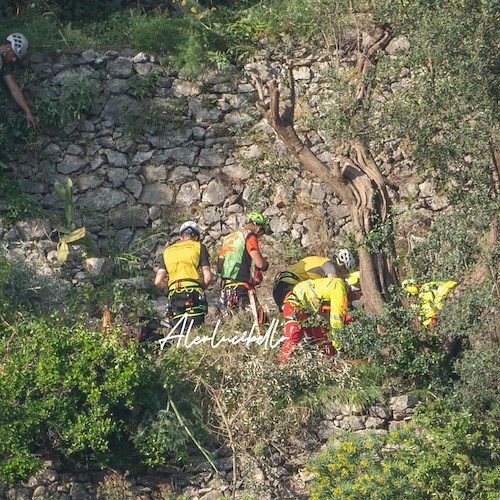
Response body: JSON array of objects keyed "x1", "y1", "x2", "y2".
[
  {"x1": 307, "y1": 400, "x2": 500, "y2": 499},
  {"x1": 337, "y1": 303, "x2": 450, "y2": 389},
  {"x1": 453, "y1": 342, "x2": 500, "y2": 419},
  {"x1": 0, "y1": 315, "x2": 198, "y2": 483},
  {"x1": 404, "y1": 207, "x2": 493, "y2": 281}
]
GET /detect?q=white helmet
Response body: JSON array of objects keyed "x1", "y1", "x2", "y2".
[
  {"x1": 334, "y1": 248, "x2": 355, "y2": 270},
  {"x1": 179, "y1": 220, "x2": 200, "y2": 236},
  {"x1": 7, "y1": 33, "x2": 29, "y2": 59}
]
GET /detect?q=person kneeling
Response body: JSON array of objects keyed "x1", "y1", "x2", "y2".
[{"x1": 278, "y1": 277, "x2": 348, "y2": 363}]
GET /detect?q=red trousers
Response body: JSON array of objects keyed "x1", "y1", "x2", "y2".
[{"x1": 278, "y1": 301, "x2": 336, "y2": 363}]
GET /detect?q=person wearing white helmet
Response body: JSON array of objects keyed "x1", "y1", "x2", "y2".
[
  {"x1": 333, "y1": 248, "x2": 356, "y2": 272},
  {"x1": 154, "y1": 221, "x2": 212, "y2": 326},
  {"x1": 0, "y1": 32, "x2": 36, "y2": 128},
  {"x1": 273, "y1": 249, "x2": 356, "y2": 312}
]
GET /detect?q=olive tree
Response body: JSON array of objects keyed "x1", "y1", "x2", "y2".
[{"x1": 251, "y1": 0, "x2": 498, "y2": 314}]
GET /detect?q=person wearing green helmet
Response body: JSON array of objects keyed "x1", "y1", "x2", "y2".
[
  {"x1": 1, "y1": 33, "x2": 36, "y2": 128},
  {"x1": 217, "y1": 211, "x2": 270, "y2": 313}
]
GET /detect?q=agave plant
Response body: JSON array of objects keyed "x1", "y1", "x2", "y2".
[{"x1": 54, "y1": 178, "x2": 86, "y2": 263}]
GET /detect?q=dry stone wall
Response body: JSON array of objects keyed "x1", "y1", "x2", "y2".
[
  {"x1": 8, "y1": 49, "x2": 342, "y2": 259},
  {"x1": 3, "y1": 44, "x2": 450, "y2": 283},
  {"x1": 0, "y1": 394, "x2": 420, "y2": 499}
]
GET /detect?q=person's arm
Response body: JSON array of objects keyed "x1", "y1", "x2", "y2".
[
  {"x1": 249, "y1": 248, "x2": 268, "y2": 270},
  {"x1": 3, "y1": 74, "x2": 36, "y2": 127},
  {"x1": 200, "y1": 265, "x2": 212, "y2": 289},
  {"x1": 154, "y1": 268, "x2": 168, "y2": 290},
  {"x1": 199, "y1": 244, "x2": 212, "y2": 289},
  {"x1": 246, "y1": 234, "x2": 269, "y2": 270}
]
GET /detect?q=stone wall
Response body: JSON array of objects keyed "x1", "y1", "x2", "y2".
[
  {"x1": 3, "y1": 44, "x2": 450, "y2": 283},
  {"x1": 0, "y1": 394, "x2": 420, "y2": 499}
]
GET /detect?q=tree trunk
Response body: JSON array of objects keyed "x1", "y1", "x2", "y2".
[{"x1": 251, "y1": 73, "x2": 399, "y2": 315}]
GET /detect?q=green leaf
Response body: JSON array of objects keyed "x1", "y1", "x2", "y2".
[{"x1": 54, "y1": 182, "x2": 66, "y2": 200}]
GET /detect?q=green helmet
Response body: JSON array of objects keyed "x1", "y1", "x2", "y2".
[{"x1": 248, "y1": 211, "x2": 270, "y2": 234}]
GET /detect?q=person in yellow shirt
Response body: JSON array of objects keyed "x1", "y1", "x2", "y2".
[
  {"x1": 403, "y1": 279, "x2": 457, "y2": 328},
  {"x1": 278, "y1": 277, "x2": 348, "y2": 363},
  {"x1": 273, "y1": 249, "x2": 356, "y2": 311},
  {"x1": 155, "y1": 221, "x2": 212, "y2": 326}
]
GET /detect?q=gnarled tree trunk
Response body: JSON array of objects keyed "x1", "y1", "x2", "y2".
[{"x1": 250, "y1": 28, "x2": 399, "y2": 314}]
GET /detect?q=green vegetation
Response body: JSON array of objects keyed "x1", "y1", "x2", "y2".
[
  {"x1": 0, "y1": 171, "x2": 47, "y2": 223},
  {"x1": 0, "y1": 286, "x2": 205, "y2": 482},
  {"x1": 54, "y1": 178, "x2": 86, "y2": 263},
  {"x1": 0, "y1": 0, "x2": 498, "y2": 495},
  {"x1": 308, "y1": 400, "x2": 500, "y2": 499}
]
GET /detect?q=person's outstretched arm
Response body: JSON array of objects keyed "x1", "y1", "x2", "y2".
[{"x1": 3, "y1": 74, "x2": 36, "y2": 127}]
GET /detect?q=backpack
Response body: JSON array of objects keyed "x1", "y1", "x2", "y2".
[{"x1": 218, "y1": 231, "x2": 251, "y2": 281}]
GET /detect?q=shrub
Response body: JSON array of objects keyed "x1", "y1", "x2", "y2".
[
  {"x1": 337, "y1": 303, "x2": 450, "y2": 389},
  {"x1": 166, "y1": 326, "x2": 362, "y2": 453},
  {"x1": 403, "y1": 205, "x2": 496, "y2": 282},
  {"x1": 0, "y1": 315, "x2": 196, "y2": 483},
  {"x1": 453, "y1": 342, "x2": 500, "y2": 419},
  {"x1": 307, "y1": 400, "x2": 500, "y2": 499}
]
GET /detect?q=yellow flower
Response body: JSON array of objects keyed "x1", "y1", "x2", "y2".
[
  {"x1": 190, "y1": 6, "x2": 198, "y2": 13},
  {"x1": 341, "y1": 441, "x2": 356, "y2": 454}
]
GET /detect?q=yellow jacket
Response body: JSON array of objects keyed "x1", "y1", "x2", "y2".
[
  {"x1": 419, "y1": 280, "x2": 457, "y2": 327},
  {"x1": 286, "y1": 277, "x2": 348, "y2": 331},
  {"x1": 404, "y1": 280, "x2": 457, "y2": 327}
]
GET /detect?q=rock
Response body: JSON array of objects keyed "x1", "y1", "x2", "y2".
[
  {"x1": 84, "y1": 257, "x2": 114, "y2": 276},
  {"x1": 365, "y1": 416, "x2": 387, "y2": 429},
  {"x1": 69, "y1": 481, "x2": 89, "y2": 500},
  {"x1": 317, "y1": 420, "x2": 339, "y2": 441},
  {"x1": 198, "y1": 148, "x2": 227, "y2": 167},
  {"x1": 110, "y1": 206, "x2": 149, "y2": 229},
  {"x1": 58, "y1": 155, "x2": 87, "y2": 174},
  {"x1": 106, "y1": 57, "x2": 134, "y2": 78},
  {"x1": 79, "y1": 187, "x2": 128, "y2": 211},
  {"x1": 15, "y1": 219, "x2": 52, "y2": 240},
  {"x1": 176, "y1": 180, "x2": 201, "y2": 205},
  {"x1": 390, "y1": 394, "x2": 419, "y2": 420},
  {"x1": 103, "y1": 149, "x2": 128, "y2": 168},
  {"x1": 368, "y1": 404, "x2": 392, "y2": 420},
  {"x1": 202, "y1": 179, "x2": 230, "y2": 206}
]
